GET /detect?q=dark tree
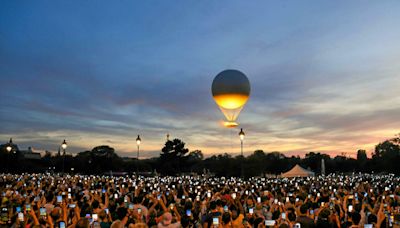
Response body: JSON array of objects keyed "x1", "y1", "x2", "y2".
[
  {"x1": 372, "y1": 135, "x2": 400, "y2": 173},
  {"x1": 159, "y1": 138, "x2": 189, "y2": 175}
]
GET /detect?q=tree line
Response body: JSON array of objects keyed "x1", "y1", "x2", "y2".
[{"x1": 0, "y1": 134, "x2": 399, "y2": 177}]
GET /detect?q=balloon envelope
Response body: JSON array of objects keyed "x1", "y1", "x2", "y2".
[{"x1": 212, "y1": 69, "x2": 250, "y2": 127}]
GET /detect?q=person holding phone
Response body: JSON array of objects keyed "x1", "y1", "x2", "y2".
[
  {"x1": 157, "y1": 212, "x2": 181, "y2": 228},
  {"x1": 296, "y1": 204, "x2": 315, "y2": 228},
  {"x1": 203, "y1": 201, "x2": 222, "y2": 228},
  {"x1": 230, "y1": 196, "x2": 245, "y2": 227}
]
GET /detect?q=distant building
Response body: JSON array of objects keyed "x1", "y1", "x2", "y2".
[{"x1": 19, "y1": 147, "x2": 41, "y2": 160}]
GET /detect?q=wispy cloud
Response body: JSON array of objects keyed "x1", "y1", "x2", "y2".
[{"x1": 0, "y1": 1, "x2": 399, "y2": 158}]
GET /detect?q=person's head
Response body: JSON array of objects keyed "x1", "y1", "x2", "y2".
[
  {"x1": 367, "y1": 214, "x2": 377, "y2": 224},
  {"x1": 222, "y1": 212, "x2": 231, "y2": 225},
  {"x1": 210, "y1": 201, "x2": 217, "y2": 211},
  {"x1": 111, "y1": 220, "x2": 123, "y2": 228},
  {"x1": 231, "y1": 208, "x2": 238, "y2": 220},
  {"x1": 300, "y1": 204, "x2": 308, "y2": 215},
  {"x1": 288, "y1": 212, "x2": 296, "y2": 222},
  {"x1": 92, "y1": 200, "x2": 100, "y2": 209},
  {"x1": 50, "y1": 207, "x2": 61, "y2": 221},
  {"x1": 318, "y1": 208, "x2": 331, "y2": 220},
  {"x1": 247, "y1": 198, "x2": 254, "y2": 207},
  {"x1": 181, "y1": 216, "x2": 190, "y2": 228},
  {"x1": 253, "y1": 217, "x2": 264, "y2": 228},
  {"x1": 45, "y1": 193, "x2": 54, "y2": 203},
  {"x1": 351, "y1": 212, "x2": 361, "y2": 225},
  {"x1": 116, "y1": 207, "x2": 127, "y2": 220},
  {"x1": 160, "y1": 212, "x2": 172, "y2": 226},
  {"x1": 76, "y1": 218, "x2": 90, "y2": 228},
  {"x1": 279, "y1": 223, "x2": 290, "y2": 228}
]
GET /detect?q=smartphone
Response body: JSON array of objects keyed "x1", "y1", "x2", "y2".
[
  {"x1": 224, "y1": 206, "x2": 228, "y2": 212},
  {"x1": 69, "y1": 204, "x2": 76, "y2": 208},
  {"x1": 257, "y1": 197, "x2": 261, "y2": 203},
  {"x1": 26, "y1": 204, "x2": 31, "y2": 211},
  {"x1": 186, "y1": 209, "x2": 192, "y2": 216},
  {"x1": 68, "y1": 193, "x2": 71, "y2": 199},
  {"x1": 114, "y1": 193, "x2": 118, "y2": 199},
  {"x1": 40, "y1": 207, "x2": 46, "y2": 217},
  {"x1": 265, "y1": 220, "x2": 276, "y2": 226},
  {"x1": 232, "y1": 193, "x2": 236, "y2": 199},
  {"x1": 57, "y1": 195, "x2": 62, "y2": 203},
  {"x1": 207, "y1": 192, "x2": 211, "y2": 198},
  {"x1": 274, "y1": 199, "x2": 278, "y2": 204},
  {"x1": 348, "y1": 205, "x2": 353, "y2": 212},
  {"x1": 317, "y1": 193, "x2": 321, "y2": 197},
  {"x1": 105, "y1": 208, "x2": 109, "y2": 214},
  {"x1": 157, "y1": 195, "x2": 161, "y2": 200},
  {"x1": 286, "y1": 197, "x2": 290, "y2": 203},
  {"x1": 102, "y1": 189, "x2": 106, "y2": 193},
  {"x1": 92, "y1": 214, "x2": 98, "y2": 221},
  {"x1": 1, "y1": 207, "x2": 8, "y2": 222},
  {"x1": 364, "y1": 224, "x2": 373, "y2": 228},
  {"x1": 310, "y1": 210, "x2": 314, "y2": 215},
  {"x1": 138, "y1": 208, "x2": 142, "y2": 214},
  {"x1": 213, "y1": 217, "x2": 219, "y2": 225},
  {"x1": 196, "y1": 196, "x2": 200, "y2": 201},
  {"x1": 129, "y1": 204, "x2": 134, "y2": 209},
  {"x1": 59, "y1": 221, "x2": 66, "y2": 228},
  {"x1": 68, "y1": 188, "x2": 71, "y2": 192},
  {"x1": 281, "y1": 212, "x2": 286, "y2": 219},
  {"x1": 16, "y1": 206, "x2": 21, "y2": 213},
  {"x1": 249, "y1": 208, "x2": 254, "y2": 214},
  {"x1": 18, "y1": 212, "x2": 24, "y2": 221}
]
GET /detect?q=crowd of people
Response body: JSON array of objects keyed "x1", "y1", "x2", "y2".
[{"x1": 0, "y1": 173, "x2": 399, "y2": 228}]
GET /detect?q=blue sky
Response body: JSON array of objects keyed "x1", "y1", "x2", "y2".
[{"x1": 1, "y1": 1, "x2": 399, "y2": 158}]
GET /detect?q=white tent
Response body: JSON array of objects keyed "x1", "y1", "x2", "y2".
[{"x1": 281, "y1": 164, "x2": 314, "y2": 178}]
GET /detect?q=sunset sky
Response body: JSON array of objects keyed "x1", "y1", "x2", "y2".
[{"x1": 1, "y1": 1, "x2": 399, "y2": 158}]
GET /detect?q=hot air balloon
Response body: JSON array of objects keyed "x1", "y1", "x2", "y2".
[{"x1": 211, "y1": 69, "x2": 250, "y2": 128}]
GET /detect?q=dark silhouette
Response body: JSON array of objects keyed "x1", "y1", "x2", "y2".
[{"x1": 160, "y1": 138, "x2": 189, "y2": 175}]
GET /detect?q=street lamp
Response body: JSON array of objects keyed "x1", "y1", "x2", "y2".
[
  {"x1": 136, "y1": 135, "x2": 141, "y2": 160},
  {"x1": 61, "y1": 139, "x2": 67, "y2": 175},
  {"x1": 239, "y1": 128, "x2": 245, "y2": 178},
  {"x1": 6, "y1": 138, "x2": 12, "y2": 153}
]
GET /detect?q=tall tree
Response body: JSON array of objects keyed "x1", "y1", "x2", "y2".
[
  {"x1": 160, "y1": 138, "x2": 189, "y2": 175},
  {"x1": 372, "y1": 136, "x2": 400, "y2": 173}
]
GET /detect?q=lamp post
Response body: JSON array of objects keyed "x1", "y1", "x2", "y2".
[
  {"x1": 136, "y1": 135, "x2": 141, "y2": 175},
  {"x1": 136, "y1": 135, "x2": 141, "y2": 160},
  {"x1": 6, "y1": 138, "x2": 12, "y2": 153},
  {"x1": 239, "y1": 128, "x2": 245, "y2": 178},
  {"x1": 61, "y1": 139, "x2": 67, "y2": 175},
  {"x1": 5, "y1": 138, "x2": 12, "y2": 173}
]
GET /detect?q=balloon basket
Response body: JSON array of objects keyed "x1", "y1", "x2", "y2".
[{"x1": 224, "y1": 121, "x2": 238, "y2": 128}]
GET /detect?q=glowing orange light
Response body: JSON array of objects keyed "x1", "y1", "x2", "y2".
[{"x1": 213, "y1": 94, "x2": 249, "y2": 109}]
